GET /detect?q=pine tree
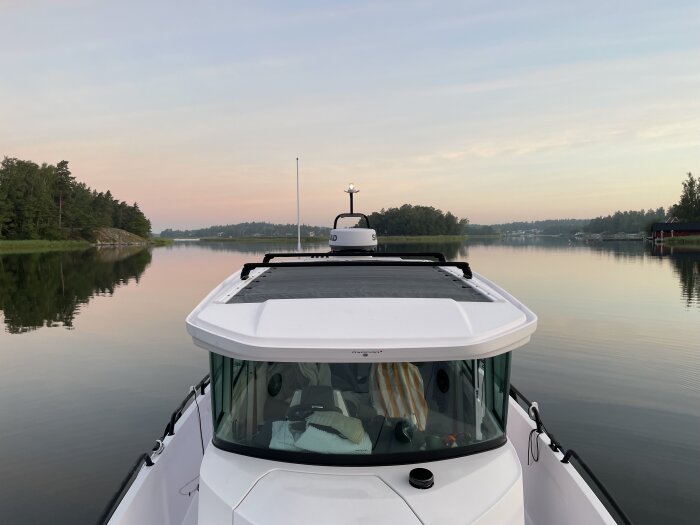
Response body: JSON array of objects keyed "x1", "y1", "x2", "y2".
[{"x1": 672, "y1": 173, "x2": 700, "y2": 221}]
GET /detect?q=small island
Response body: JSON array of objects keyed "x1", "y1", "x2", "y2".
[{"x1": 0, "y1": 157, "x2": 156, "y2": 252}]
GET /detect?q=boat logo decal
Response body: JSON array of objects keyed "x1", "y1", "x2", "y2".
[{"x1": 351, "y1": 350, "x2": 383, "y2": 357}]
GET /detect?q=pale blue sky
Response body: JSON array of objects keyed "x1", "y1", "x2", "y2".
[{"x1": 2, "y1": 1, "x2": 698, "y2": 231}]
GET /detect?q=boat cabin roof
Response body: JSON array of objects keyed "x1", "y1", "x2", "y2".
[
  {"x1": 226, "y1": 266, "x2": 492, "y2": 303},
  {"x1": 186, "y1": 253, "x2": 537, "y2": 362}
]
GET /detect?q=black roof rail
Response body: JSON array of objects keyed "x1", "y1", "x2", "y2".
[
  {"x1": 241, "y1": 260, "x2": 472, "y2": 281},
  {"x1": 262, "y1": 251, "x2": 447, "y2": 263}
]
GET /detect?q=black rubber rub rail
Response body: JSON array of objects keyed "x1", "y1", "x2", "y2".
[
  {"x1": 241, "y1": 260, "x2": 472, "y2": 280},
  {"x1": 509, "y1": 386, "x2": 633, "y2": 525},
  {"x1": 97, "y1": 374, "x2": 210, "y2": 525}
]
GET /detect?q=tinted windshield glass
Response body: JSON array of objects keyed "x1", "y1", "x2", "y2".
[{"x1": 210, "y1": 355, "x2": 511, "y2": 464}]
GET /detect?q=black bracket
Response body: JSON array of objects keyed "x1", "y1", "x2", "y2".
[{"x1": 333, "y1": 213, "x2": 371, "y2": 229}]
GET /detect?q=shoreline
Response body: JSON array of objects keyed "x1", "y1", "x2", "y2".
[
  {"x1": 0, "y1": 237, "x2": 173, "y2": 254},
  {"x1": 662, "y1": 235, "x2": 700, "y2": 248},
  {"x1": 197, "y1": 236, "x2": 326, "y2": 243},
  {"x1": 194, "y1": 234, "x2": 479, "y2": 243},
  {"x1": 0, "y1": 240, "x2": 93, "y2": 254}
]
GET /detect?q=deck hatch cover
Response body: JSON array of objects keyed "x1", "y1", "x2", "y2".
[{"x1": 228, "y1": 266, "x2": 491, "y2": 303}]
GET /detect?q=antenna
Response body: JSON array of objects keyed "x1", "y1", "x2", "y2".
[{"x1": 296, "y1": 157, "x2": 301, "y2": 252}]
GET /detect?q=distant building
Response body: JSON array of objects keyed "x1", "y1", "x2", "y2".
[{"x1": 651, "y1": 222, "x2": 700, "y2": 242}]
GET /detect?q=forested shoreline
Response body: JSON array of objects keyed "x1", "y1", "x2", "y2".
[
  {"x1": 162, "y1": 205, "x2": 468, "y2": 238},
  {"x1": 0, "y1": 157, "x2": 151, "y2": 241},
  {"x1": 160, "y1": 222, "x2": 330, "y2": 238},
  {"x1": 367, "y1": 205, "x2": 468, "y2": 235},
  {"x1": 163, "y1": 173, "x2": 699, "y2": 239}
]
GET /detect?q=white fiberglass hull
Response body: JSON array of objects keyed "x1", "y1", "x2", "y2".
[
  {"x1": 508, "y1": 398, "x2": 616, "y2": 525},
  {"x1": 104, "y1": 385, "x2": 616, "y2": 525}
]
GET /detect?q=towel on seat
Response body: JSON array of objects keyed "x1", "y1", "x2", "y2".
[
  {"x1": 269, "y1": 420, "x2": 371, "y2": 454},
  {"x1": 306, "y1": 411, "x2": 364, "y2": 444},
  {"x1": 295, "y1": 424, "x2": 372, "y2": 454}
]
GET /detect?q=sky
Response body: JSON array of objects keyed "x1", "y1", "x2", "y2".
[{"x1": 1, "y1": 0, "x2": 698, "y2": 232}]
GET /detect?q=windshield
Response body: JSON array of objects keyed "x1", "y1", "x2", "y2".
[{"x1": 210, "y1": 354, "x2": 511, "y2": 465}]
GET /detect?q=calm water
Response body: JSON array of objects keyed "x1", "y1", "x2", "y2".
[{"x1": 0, "y1": 240, "x2": 698, "y2": 524}]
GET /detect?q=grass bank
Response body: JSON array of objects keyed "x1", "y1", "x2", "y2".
[
  {"x1": 0, "y1": 239, "x2": 92, "y2": 254},
  {"x1": 664, "y1": 235, "x2": 700, "y2": 247},
  {"x1": 150, "y1": 237, "x2": 175, "y2": 246}
]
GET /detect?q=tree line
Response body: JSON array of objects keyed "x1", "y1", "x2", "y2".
[
  {"x1": 160, "y1": 222, "x2": 331, "y2": 238},
  {"x1": 0, "y1": 157, "x2": 151, "y2": 240},
  {"x1": 480, "y1": 218, "x2": 589, "y2": 235},
  {"x1": 583, "y1": 173, "x2": 699, "y2": 233},
  {"x1": 583, "y1": 208, "x2": 666, "y2": 234},
  {"x1": 483, "y1": 210, "x2": 664, "y2": 235},
  {"x1": 162, "y1": 172, "x2": 699, "y2": 239},
  {"x1": 367, "y1": 204, "x2": 468, "y2": 235}
]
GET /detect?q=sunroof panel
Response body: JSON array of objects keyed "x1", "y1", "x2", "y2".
[{"x1": 228, "y1": 266, "x2": 491, "y2": 303}]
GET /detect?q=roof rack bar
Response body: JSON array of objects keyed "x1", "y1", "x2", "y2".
[
  {"x1": 262, "y1": 252, "x2": 447, "y2": 263},
  {"x1": 241, "y1": 260, "x2": 472, "y2": 280}
]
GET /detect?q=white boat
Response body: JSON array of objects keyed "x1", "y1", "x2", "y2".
[{"x1": 101, "y1": 197, "x2": 630, "y2": 525}]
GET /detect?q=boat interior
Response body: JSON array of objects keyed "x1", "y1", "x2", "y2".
[{"x1": 210, "y1": 357, "x2": 509, "y2": 459}]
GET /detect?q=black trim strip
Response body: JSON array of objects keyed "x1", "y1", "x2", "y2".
[
  {"x1": 211, "y1": 434, "x2": 507, "y2": 467},
  {"x1": 163, "y1": 376, "x2": 210, "y2": 438},
  {"x1": 509, "y1": 386, "x2": 632, "y2": 525},
  {"x1": 262, "y1": 252, "x2": 448, "y2": 263},
  {"x1": 241, "y1": 260, "x2": 472, "y2": 280},
  {"x1": 98, "y1": 374, "x2": 210, "y2": 525},
  {"x1": 97, "y1": 454, "x2": 154, "y2": 524}
]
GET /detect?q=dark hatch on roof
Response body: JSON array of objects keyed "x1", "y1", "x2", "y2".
[{"x1": 228, "y1": 266, "x2": 491, "y2": 303}]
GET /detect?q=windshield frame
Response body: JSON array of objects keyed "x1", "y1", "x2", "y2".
[{"x1": 209, "y1": 354, "x2": 511, "y2": 467}]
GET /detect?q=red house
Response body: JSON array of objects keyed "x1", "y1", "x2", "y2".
[{"x1": 651, "y1": 222, "x2": 700, "y2": 241}]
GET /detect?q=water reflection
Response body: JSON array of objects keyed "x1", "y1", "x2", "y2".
[
  {"x1": 162, "y1": 240, "x2": 329, "y2": 255},
  {"x1": 476, "y1": 236, "x2": 648, "y2": 258},
  {"x1": 378, "y1": 241, "x2": 467, "y2": 260},
  {"x1": 183, "y1": 238, "x2": 471, "y2": 260},
  {"x1": 652, "y1": 244, "x2": 700, "y2": 307},
  {"x1": 142, "y1": 239, "x2": 699, "y2": 308},
  {"x1": 0, "y1": 247, "x2": 152, "y2": 333},
  {"x1": 0, "y1": 240, "x2": 698, "y2": 524},
  {"x1": 184, "y1": 236, "x2": 650, "y2": 260}
]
